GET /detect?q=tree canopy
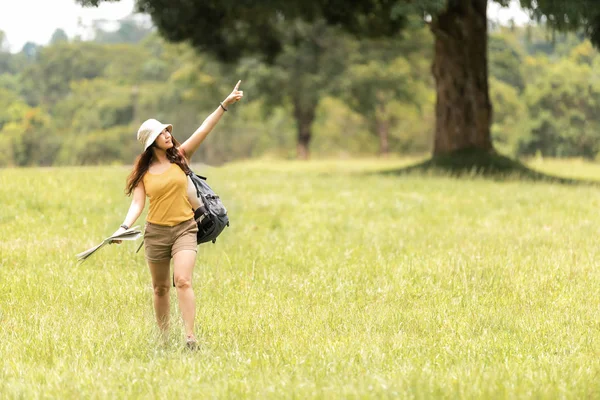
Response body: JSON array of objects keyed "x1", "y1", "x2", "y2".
[{"x1": 76, "y1": 1, "x2": 600, "y2": 59}]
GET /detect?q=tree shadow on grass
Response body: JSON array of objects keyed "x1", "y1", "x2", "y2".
[{"x1": 375, "y1": 149, "x2": 600, "y2": 186}]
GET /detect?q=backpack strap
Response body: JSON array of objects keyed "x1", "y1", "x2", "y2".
[{"x1": 187, "y1": 170, "x2": 208, "y2": 199}]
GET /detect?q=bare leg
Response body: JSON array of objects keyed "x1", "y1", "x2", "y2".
[
  {"x1": 173, "y1": 250, "x2": 197, "y2": 340},
  {"x1": 147, "y1": 258, "x2": 171, "y2": 339}
]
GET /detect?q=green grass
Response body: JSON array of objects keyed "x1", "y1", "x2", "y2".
[{"x1": 2, "y1": 158, "x2": 600, "y2": 398}]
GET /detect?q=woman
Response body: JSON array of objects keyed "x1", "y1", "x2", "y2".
[{"x1": 111, "y1": 81, "x2": 243, "y2": 349}]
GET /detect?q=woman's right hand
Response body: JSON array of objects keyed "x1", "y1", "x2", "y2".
[
  {"x1": 109, "y1": 227, "x2": 127, "y2": 244},
  {"x1": 223, "y1": 80, "x2": 244, "y2": 107}
]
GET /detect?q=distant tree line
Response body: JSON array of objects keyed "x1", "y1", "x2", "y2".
[{"x1": 1, "y1": 14, "x2": 599, "y2": 167}]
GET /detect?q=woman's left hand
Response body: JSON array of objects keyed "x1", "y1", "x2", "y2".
[
  {"x1": 223, "y1": 80, "x2": 244, "y2": 107},
  {"x1": 109, "y1": 227, "x2": 126, "y2": 244}
]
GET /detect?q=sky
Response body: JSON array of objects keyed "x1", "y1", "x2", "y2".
[
  {"x1": 0, "y1": 0, "x2": 530, "y2": 53},
  {"x1": 0, "y1": 0, "x2": 140, "y2": 52}
]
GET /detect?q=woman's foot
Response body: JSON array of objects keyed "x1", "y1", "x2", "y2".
[{"x1": 185, "y1": 335, "x2": 198, "y2": 351}]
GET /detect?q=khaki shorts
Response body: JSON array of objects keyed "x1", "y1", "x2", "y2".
[{"x1": 144, "y1": 218, "x2": 198, "y2": 262}]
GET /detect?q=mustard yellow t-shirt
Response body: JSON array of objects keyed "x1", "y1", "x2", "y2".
[{"x1": 143, "y1": 163, "x2": 194, "y2": 226}]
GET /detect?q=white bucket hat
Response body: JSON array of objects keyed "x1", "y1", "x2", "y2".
[{"x1": 137, "y1": 118, "x2": 173, "y2": 151}]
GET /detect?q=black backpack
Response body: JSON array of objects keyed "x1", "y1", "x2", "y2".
[{"x1": 187, "y1": 171, "x2": 229, "y2": 244}]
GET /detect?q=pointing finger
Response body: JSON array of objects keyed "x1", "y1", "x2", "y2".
[{"x1": 234, "y1": 80, "x2": 241, "y2": 90}]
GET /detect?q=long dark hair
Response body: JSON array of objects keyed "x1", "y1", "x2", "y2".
[{"x1": 125, "y1": 136, "x2": 190, "y2": 196}]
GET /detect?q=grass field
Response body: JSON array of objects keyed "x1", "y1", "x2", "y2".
[{"x1": 2, "y1": 158, "x2": 600, "y2": 398}]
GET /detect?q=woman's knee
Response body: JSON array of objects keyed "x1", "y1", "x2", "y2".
[
  {"x1": 175, "y1": 276, "x2": 192, "y2": 290},
  {"x1": 153, "y1": 283, "x2": 170, "y2": 297}
]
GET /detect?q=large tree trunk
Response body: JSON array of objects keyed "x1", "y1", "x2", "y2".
[
  {"x1": 293, "y1": 101, "x2": 315, "y2": 160},
  {"x1": 430, "y1": 0, "x2": 493, "y2": 156}
]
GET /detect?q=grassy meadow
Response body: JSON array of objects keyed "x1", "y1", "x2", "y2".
[{"x1": 2, "y1": 157, "x2": 600, "y2": 398}]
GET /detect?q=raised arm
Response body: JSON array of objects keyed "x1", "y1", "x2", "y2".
[
  {"x1": 110, "y1": 181, "x2": 146, "y2": 243},
  {"x1": 180, "y1": 80, "x2": 244, "y2": 160}
]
